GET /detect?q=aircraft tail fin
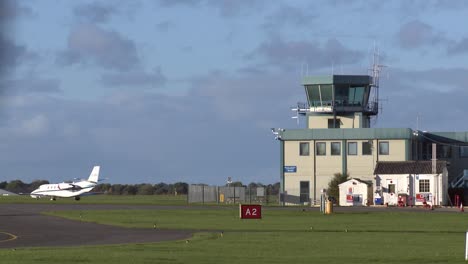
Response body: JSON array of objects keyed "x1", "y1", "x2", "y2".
[{"x1": 88, "y1": 166, "x2": 100, "y2": 183}]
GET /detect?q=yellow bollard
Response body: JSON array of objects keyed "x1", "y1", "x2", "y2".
[
  {"x1": 325, "y1": 200, "x2": 333, "y2": 214},
  {"x1": 220, "y1": 193, "x2": 225, "y2": 203}
]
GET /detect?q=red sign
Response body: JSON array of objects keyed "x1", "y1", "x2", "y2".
[
  {"x1": 346, "y1": 195, "x2": 353, "y2": 203},
  {"x1": 416, "y1": 193, "x2": 426, "y2": 202},
  {"x1": 240, "y1": 204, "x2": 262, "y2": 219}
]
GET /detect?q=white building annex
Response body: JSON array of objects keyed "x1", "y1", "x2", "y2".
[
  {"x1": 373, "y1": 161, "x2": 448, "y2": 206},
  {"x1": 338, "y1": 178, "x2": 372, "y2": 206}
]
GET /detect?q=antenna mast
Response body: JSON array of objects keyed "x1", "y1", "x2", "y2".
[{"x1": 368, "y1": 46, "x2": 385, "y2": 125}]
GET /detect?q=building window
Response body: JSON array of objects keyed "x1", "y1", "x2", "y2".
[
  {"x1": 331, "y1": 142, "x2": 341, "y2": 156},
  {"x1": 461, "y1": 146, "x2": 468, "y2": 158},
  {"x1": 437, "y1": 145, "x2": 451, "y2": 159},
  {"x1": 328, "y1": 119, "x2": 341, "y2": 128},
  {"x1": 419, "y1": 179, "x2": 430, "y2": 192},
  {"x1": 362, "y1": 141, "x2": 372, "y2": 155},
  {"x1": 316, "y1": 142, "x2": 326, "y2": 156},
  {"x1": 379, "y1": 141, "x2": 389, "y2": 155},
  {"x1": 348, "y1": 142, "x2": 357, "y2": 155},
  {"x1": 299, "y1": 142, "x2": 309, "y2": 156}
]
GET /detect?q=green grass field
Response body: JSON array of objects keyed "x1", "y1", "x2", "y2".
[
  {"x1": 0, "y1": 194, "x2": 188, "y2": 205},
  {"x1": 1, "y1": 205, "x2": 468, "y2": 264}
]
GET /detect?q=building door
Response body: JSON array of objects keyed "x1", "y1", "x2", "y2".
[
  {"x1": 300, "y1": 181, "x2": 310, "y2": 204},
  {"x1": 386, "y1": 182, "x2": 397, "y2": 205}
]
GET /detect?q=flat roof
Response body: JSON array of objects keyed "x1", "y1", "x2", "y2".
[
  {"x1": 279, "y1": 128, "x2": 468, "y2": 142},
  {"x1": 302, "y1": 75, "x2": 372, "y2": 85},
  {"x1": 280, "y1": 128, "x2": 413, "y2": 140}
]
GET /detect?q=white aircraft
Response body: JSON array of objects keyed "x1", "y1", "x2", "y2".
[{"x1": 30, "y1": 166, "x2": 101, "y2": 201}]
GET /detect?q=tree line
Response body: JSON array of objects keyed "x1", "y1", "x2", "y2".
[{"x1": 0, "y1": 180, "x2": 280, "y2": 196}]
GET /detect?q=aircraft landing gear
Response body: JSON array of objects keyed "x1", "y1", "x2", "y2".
[
  {"x1": 50, "y1": 197, "x2": 56, "y2": 201},
  {"x1": 74, "y1": 196, "x2": 81, "y2": 201}
]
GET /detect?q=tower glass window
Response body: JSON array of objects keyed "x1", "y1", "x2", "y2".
[
  {"x1": 348, "y1": 142, "x2": 357, "y2": 155},
  {"x1": 331, "y1": 142, "x2": 341, "y2": 156},
  {"x1": 348, "y1": 86, "x2": 365, "y2": 106},
  {"x1": 379, "y1": 142, "x2": 389, "y2": 155},
  {"x1": 316, "y1": 142, "x2": 326, "y2": 156},
  {"x1": 299, "y1": 142, "x2": 309, "y2": 156},
  {"x1": 305, "y1": 84, "x2": 333, "y2": 107}
]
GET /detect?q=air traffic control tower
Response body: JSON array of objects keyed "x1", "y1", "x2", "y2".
[
  {"x1": 274, "y1": 70, "x2": 393, "y2": 206},
  {"x1": 298, "y1": 74, "x2": 379, "y2": 129},
  {"x1": 274, "y1": 68, "x2": 468, "y2": 206}
]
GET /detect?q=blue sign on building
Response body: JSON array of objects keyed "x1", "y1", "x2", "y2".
[{"x1": 284, "y1": 166, "x2": 297, "y2": 173}]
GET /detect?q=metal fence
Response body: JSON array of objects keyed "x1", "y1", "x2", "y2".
[
  {"x1": 188, "y1": 185, "x2": 277, "y2": 205},
  {"x1": 279, "y1": 188, "x2": 324, "y2": 206}
]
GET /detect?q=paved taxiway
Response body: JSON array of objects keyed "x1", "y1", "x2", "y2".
[{"x1": 0, "y1": 204, "x2": 193, "y2": 248}]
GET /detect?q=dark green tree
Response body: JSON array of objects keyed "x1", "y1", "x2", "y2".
[
  {"x1": 228, "y1": 181, "x2": 243, "y2": 187},
  {"x1": 110, "y1": 184, "x2": 125, "y2": 195},
  {"x1": 122, "y1": 185, "x2": 138, "y2": 195},
  {"x1": 266, "y1": 182, "x2": 280, "y2": 195},
  {"x1": 28, "y1": 180, "x2": 49, "y2": 192},
  {"x1": 5, "y1": 180, "x2": 27, "y2": 193},
  {"x1": 154, "y1": 183, "x2": 169, "y2": 195},
  {"x1": 137, "y1": 184, "x2": 154, "y2": 195},
  {"x1": 0, "y1": 181, "x2": 8, "y2": 189},
  {"x1": 94, "y1": 183, "x2": 112, "y2": 193},
  {"x1": 173, "y1": 182, "x2": 188, "y2": 195},
  {"x1": 327, "y1": 172, "x2": 350, "y2": 202}
]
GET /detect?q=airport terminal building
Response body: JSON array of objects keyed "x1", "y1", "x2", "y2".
[{"x1": 274, "y1": 74, "x2": 468, "y2": 206}]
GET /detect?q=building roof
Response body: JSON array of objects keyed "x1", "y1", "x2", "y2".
[
  {"x1": 281, "y1": 128, "x2": 413, "y2": 141},
  {"x1": 0, "y1": 189, "x2": 18, "y2": 196},
  {"x1": 302, "y1": 75, "x2": 371, "y2": 85},
  {"x1": 338, "y1": 178, "x2": 372, "y2": 186},
  {"x1": 374, "y1": 161, "x2": 447, "y2": 175}
]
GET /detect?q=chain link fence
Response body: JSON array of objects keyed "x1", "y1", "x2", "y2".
[{"x1": 188, "y1": 184, "x2": 278, "y2": 205}]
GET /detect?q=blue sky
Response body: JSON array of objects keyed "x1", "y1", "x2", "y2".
[{"x1": 1, "y1": 0, "x2": 468, "y2": 184}]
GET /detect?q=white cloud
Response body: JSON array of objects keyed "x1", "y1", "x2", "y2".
[
  {"x1": 73, "y1": 1, "x2": 117, "y2": 23},
  {"x1": 1, "y1": 77, "x2": 62, "y2": 94},
  {"x1": 19, "y1": 114, "x2": 49, "y2": 136},
  {"x1": 58, "y1": 24, "x2": 139, "y2": 71},
  {"x1": 447, "y1": 37, "x2": 468, "y2": 55},
  {"x1": 397, "y1": 20, "x2": 446, "y2": 49},
  {"x1": 100, "y1": 67, "x2": 166, "y2": 89},
  {"x1": 246, "y1": 36, "x2": 363, "y2": 71}
]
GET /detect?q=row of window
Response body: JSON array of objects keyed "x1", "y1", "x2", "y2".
[
  {"x1": 299, "y1": 179, "x2": 430, "y2": 194},
  {"x1": 299, "y1": 141, "x2": 389, "y2": 156}
]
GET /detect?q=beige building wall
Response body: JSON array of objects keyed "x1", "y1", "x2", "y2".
[
  {"x1": 308, "y1": 113, "x2": 367, "y2": 129},
  {"x1": 315, "y1": 143, "x2": 342, "y2": 201},
  {"x1": 377, "y1": 140, "x2": 407, "y2": 161},
  {"x1": 284, "y1": 141, "x2": 314, "y2": 199},
  {"x1": 283, "y1": 138, "x2": 409, "y2": 204},
  {"x1": 347, "y1": 139, "x2": 407, "y2": 186},
  {"x1": 307, "y1": 116, "x2": 328, "y2": 129},
  {"x1": 347, "y1": 139, "x2": 378, "y2": 181}
]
